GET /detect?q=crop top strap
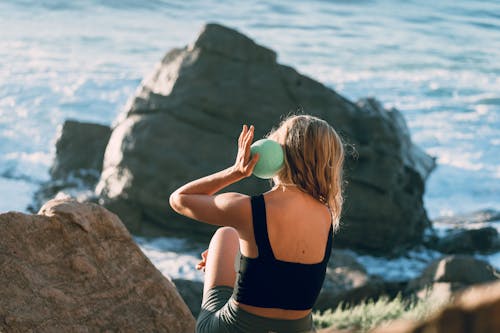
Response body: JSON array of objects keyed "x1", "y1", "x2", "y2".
[{"x1": 250, "y1": 194, "x2": 275, "y2": 260}]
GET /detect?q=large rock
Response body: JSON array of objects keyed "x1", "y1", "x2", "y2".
[
  {"x1": 29, "y1": 120, "x2": 111, "y2": 212},
  {"x1": 406, "y1": 255, "x2": 499, "y2": 300},
  {"x1": 369, "y1": 280, "x2": 500, "y2": 333},
  {"x1": 435, "y1": 227, "x2": 500, "y2": 254},
  {"x1": 94, "y1": 22, "x2": 435, "y2": 252},
  {"x1": 50, "y1": 120, "x2": 111, "y2": 180},
  {"x1": 427, "y1": 209, "x2": 500, "y2": 254},
  {"x1": 0, "y1": 200, "x2": 195, "y2": 333}
]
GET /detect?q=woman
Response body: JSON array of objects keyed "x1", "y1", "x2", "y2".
[{"x1": 169, "y1": 115, "x2": 344, "y2": 333}]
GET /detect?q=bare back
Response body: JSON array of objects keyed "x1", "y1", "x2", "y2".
[{"x1": 236, "y1": 186, "x2": 333, "y2": 319}]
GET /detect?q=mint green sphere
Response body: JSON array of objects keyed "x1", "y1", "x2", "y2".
[{"x1": 250, "y1": 139, "x2": 284, "y2": 179}]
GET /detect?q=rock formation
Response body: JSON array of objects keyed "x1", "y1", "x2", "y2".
[
  {"x1": 50, "y1": 120, "x2": 111, "y2": 180},
  {"x1": 406, "y1": 255, "x2": 499, "y2": 300},
  {"x1": 435, "y1": 227, "x2": 499, "y2": 254},
  {"x1": 0, "y1": 200, "x2": 195, "y2": 332},
  {"x1": 90, "y1": 22, "x2": 435, "y2": 253},
  {"x1": 30, "y1": 120, "x2": 111, "y2": 212},
  {"x1": 368, "y1": 280, "x2": 500, "y2": 333},
  {"x1": 426, "y1": 209, "x2": 500, "y2": 254}
]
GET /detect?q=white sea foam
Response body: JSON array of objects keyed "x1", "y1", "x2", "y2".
[
  {"x1": 355, "y1": 248, "x2": 443, "y2": 281},
  {"x1": 1, "y1": 151, "x2": 52, "y2": 182},
  {"x1": 135, "y1": 236, "x2": 205, "y2": 281}
]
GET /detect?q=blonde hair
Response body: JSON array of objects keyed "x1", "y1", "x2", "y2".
[{"x1": 268, "y1": 115, "x2": 345, "y2": 230}]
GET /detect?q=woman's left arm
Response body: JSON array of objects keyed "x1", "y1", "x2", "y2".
[{"x1": 169, "y1": 125, "x2": 259, "y2": 228}]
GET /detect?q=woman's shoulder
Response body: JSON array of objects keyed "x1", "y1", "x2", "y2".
[{"x1": 264, "y1": 190, "x2": 330, "y2": 224}]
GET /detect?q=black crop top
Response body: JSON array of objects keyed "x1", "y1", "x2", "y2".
[{"x1": 233, "y1": 194, "x2": 333, "y2": 310}]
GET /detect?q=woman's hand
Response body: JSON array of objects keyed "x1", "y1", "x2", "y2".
[
  {"x1": 232, "y1": 125, "x2": 260, "y2": 178},
  {"x1": 169, "y1": 124, "x2": 258, "y2": 227},
  {"x1": 196, "y1": 249, "x2": 209, "y2": 272}
]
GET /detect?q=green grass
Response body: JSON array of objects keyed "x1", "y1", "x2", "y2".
[{"x1": 313, "y1": 292, "x2": 451, "y2": 333}]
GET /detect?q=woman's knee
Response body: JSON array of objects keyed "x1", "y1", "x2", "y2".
[
  {"x1": 211, "y1": 227, "x2": 238, "y2": 245},
  {"x1": 206, "y1": 227, "x2": 239, "y2": 263}
]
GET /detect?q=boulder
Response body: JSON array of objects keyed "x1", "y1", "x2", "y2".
[
  {"x1": 0, "y1": 200, "x2": 195, "y2": 333},
  {"x1": 435, "y1": 226, "x2": 500, "y2": 254},
  {"x1": 50, "y1": 120, "x2": 111, "y2": 180},
  {"x1": 406, "y1": 255, "x2": 499, "y2": 300},
  {"x1": 369, "y1": 280, "x2": 500, "y2": 333},
  {"x1": 29, "y1": 120, "x2": 111, "y2": 212},
  {"x1": 93, "y1": 22, "x2": 435, "y2": 252}
]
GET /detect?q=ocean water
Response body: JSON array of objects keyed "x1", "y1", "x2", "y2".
[{"x1": 1, "y1": 0, "x2": 499, "y2": 280}]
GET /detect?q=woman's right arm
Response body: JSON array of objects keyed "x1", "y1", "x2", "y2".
[{"x1": 169, "y1": 125, "x2": 259, "y2": 228}]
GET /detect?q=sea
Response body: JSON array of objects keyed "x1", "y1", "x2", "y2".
[{"x1": 1, "y1": 0, "x2": 499, "y2": 282}]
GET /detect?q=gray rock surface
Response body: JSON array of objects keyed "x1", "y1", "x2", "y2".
[
  {"x1": 29, "y1": 120, "x2": 111, "y2": 212},
  {"x1": 91, "y1": 22, "x2": 436, "y2": 252},
  {"x1": 406, "y1": 255, "x2": 499, "y2": 299},
  {"x1": 0, "y1": 199, "x2": 195, "y2": 333},
  {"x1": 369, "y1": 280, "x2": 500, "y2": 333},
  {"x1": 50, "y1": 119, "x2": 111, "y2": 180},
  {"x1": 436, "y1": 226, "x2": 500, "y2": 254}
]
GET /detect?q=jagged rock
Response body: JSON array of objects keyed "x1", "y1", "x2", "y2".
[
  {"x1": 435, "y1": 226, "x2": 500, "y2": 254},
  {"x1": 0, "y1": 199, "x2": 195, "y2": 333},
  {"x1": 406, "y1": 255, "x2": 499, "y2": 300},
  {"x1": 29, "y1": 120, "x2": 111, "y2": 212},
  {"x1": 428, "y1": 210, "x2": 500, "y2": 254},
  {"x1": 369, "y1": 280, "x2": 500, "y2": 333},
  {"x1": 50, "y1": 120, "x2": 111, "y2": 180},
  {"x1": 93, "y1": 22, "x2": 434, "y2": 252}
]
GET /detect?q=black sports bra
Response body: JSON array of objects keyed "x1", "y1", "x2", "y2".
[{"x1": 233, "y1": 194, "x2": 333, "y2": 310}]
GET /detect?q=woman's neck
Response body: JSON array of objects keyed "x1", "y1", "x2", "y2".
[{"x1": 272, "y1": 182, "x2": 302, "y2": 192}]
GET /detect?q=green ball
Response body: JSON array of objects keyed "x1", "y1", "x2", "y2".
[{"x1": 250, "y1": 139, "x2": 284, "y2": 179}]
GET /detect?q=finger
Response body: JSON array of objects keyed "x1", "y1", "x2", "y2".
[
  {"x1": 196, "y1": 260, "x2": 206, "y2": 269},
  {"x1": 243, "y1": 125, "x2": 255, "y2": 149},
  {"x1": 238, "y1": 125, "x2": 247, "y2": 146},
  {"x1": 247, "y1": 125, "x2": 254, "y2": 142}
]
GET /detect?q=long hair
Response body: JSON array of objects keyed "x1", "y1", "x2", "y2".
[{"x1": 267, "y1": 115, "x2": 345, "y2": 231}]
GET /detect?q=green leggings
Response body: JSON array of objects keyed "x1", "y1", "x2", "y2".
[{"x1": 196, "y1": 286, "x2": 316, "y2": 333}]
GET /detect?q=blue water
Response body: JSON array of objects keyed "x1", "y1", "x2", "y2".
[{"x1": 0, "y1": 1, "x2": 499, "y2": 219}]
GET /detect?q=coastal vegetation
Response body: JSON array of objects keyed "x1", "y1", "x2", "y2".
[{"x1": 313, "y1": 292, "x2": 451, "y2": 332}]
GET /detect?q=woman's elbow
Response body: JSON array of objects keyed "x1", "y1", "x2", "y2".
[{"x1": 169, "y1": 191, "x2": 184, "y2": 214}]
